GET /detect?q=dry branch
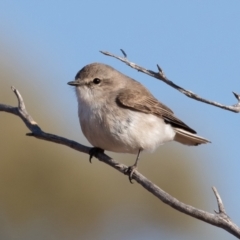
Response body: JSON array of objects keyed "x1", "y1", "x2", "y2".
[
  {"x1": 1, "y1": 87, "x2": 240, "y2": 238},
  {"x1": 100, "y1": 50, "x2": 240, "y2": 113}
]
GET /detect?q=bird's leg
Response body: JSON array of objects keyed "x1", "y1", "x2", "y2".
[
  {"x1": 89, "y1": 147, "x2": 104, "y2": 163},
  {"x1": 124, "y1": 149, "x2": 142, "y2": 183}
]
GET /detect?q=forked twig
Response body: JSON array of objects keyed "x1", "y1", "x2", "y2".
[
  {"x1": 1, "y1": 87, "x2": 240, "y2": 238},
  {"x1": 100, "y1": 50, "x2": 240, "y2": 113}
]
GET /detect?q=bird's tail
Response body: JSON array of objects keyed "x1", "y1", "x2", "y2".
[{"x1": 173, "y1": 128, "x2": 210, "y2": 146}]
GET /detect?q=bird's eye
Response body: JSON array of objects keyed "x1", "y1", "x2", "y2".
[{"x1": 93, "y1": 78, "x2": 101, "y2": 84}]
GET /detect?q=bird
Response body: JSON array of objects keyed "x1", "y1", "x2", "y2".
[{"x1": 68, "y1": 63, "x2": 210, "y2": 182}]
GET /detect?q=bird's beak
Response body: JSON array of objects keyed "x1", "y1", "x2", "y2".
[{"x1": 68, "y1": 81, "x2": 79, "y2": 86}]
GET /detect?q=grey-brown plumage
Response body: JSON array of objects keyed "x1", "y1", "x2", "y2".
[
  {"x1": 116, "y1": 88, "x2": 209, "y2": 146},
  {"x1": 68, "y1": 63, "x2": 210, "y2": 182}
]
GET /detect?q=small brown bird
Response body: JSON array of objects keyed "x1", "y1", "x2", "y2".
[{"x1": 68, "y1": 63, "x2": 210, "y2": 182}]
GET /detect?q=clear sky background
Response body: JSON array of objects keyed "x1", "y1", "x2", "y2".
[{"x1": 0, "y1": 1, "x2": 240, "y2": 240}]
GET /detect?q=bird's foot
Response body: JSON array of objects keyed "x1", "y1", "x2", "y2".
[
  {"x1": 89, "y1": 147, "x2": 104, "y2": 163},
  {"x1": 124, "y1": 165, "x2": 137, "y2": 184}
]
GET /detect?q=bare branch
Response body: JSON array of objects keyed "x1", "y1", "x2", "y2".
[
  {"x1": 1, "y1": 87, "x2": 240, "y2": 238},
  {"x1": 100, "y1": 50, "x2": 240, "y2": 113},
  {"x1": 212, "y1": 187, "x2": 227, "y2": 216}
]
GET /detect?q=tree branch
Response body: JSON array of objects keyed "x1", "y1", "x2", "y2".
[
  {"x1": 100, "y1": 50, "x2": 240, "y2": 113},
  {"x1": 1, "y1": 88, "x2": 240, "y2": 238}
]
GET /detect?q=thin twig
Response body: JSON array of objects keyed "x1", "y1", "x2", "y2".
[
  {"x1": 212, "y1": 187, "x2": 227, "y2": 215},
  {"x1": 1, "y1": 87, "x2": 240, "y2": 238},
  {"x1": 100, "y1": 50, "x2": 240, "y2": 113}
]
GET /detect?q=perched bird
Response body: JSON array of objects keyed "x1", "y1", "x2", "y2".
[{"x1": 68, "y1": 63, "x2": 210, "y2": 182}]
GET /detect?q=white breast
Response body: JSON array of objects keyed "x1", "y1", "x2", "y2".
[{"x1": 77, "y1": 96, "x2": 176, "y2": 154}]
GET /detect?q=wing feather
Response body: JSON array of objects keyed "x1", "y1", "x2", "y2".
[{"x1": 116, "y1": 88, "x2": 196, "y2": 134}]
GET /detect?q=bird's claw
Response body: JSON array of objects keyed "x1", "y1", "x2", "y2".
[
  {"x1": 89, "y1": 147, "x2": 104, "y2": 163},
  {"x1": 124, "y1": 165, "x2": 137, "y2": 183}
]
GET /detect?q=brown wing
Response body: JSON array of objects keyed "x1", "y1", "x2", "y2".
[{"x1": 116, "y1": 88, "x2": 196, "y2": 134}]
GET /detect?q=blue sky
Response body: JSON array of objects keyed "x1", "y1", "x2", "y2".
[{"x1": 0, "y1": 1, "x2": 240, "y2": 240}]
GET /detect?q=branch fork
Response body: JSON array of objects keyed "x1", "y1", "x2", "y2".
[
  {"x1": 1, "y1": 87, "x2": 240, "y2": 238},
  {"x1": 100, "y1": 50, "x2": 240, "y2": 113},
  {"x1": 1, "y1": 50, "x2": 240, "y2": 238}
]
